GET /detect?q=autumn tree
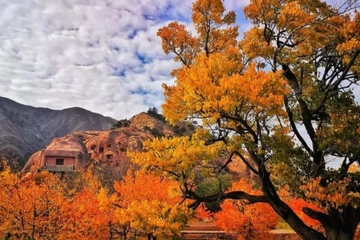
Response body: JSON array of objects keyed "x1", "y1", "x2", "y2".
[
  {"x1": 0, "y1": 170, "x2": 67, "y2": 239},
  {"x1": 113, "y1": 170, "x2": 191, "y2": 240},
  {"x1": 131, "y1": 0, "x2": 360, "y2": 239},
  {"x1": 0, "y1": 168, "x2": 112, "y2": 240}
]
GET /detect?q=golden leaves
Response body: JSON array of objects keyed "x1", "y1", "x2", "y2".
[
  {"x1": 130, "y1": 129, "x2": 226, "y2": 178},
  {"x1": 240, "y1": 27, "x2": 275, "y2": 60},
  {"x1": 113, "y1": 170, "x2": 191, "y2": 238},
  {"x1": 300, "y1": 177, "x2": 360, "y2": 209},
  {"x1": 243, "y1": 0, "x2": 283, "y2": 24},
  {"x1": 278, "y1": 1, "x2": 315, "y2": 30},
  {"x1": 162, "y1": 53, "x2": 289, "y2": 125},
  {"x1": 157, "y1": 22, "x2": 199, "y2": 66},
  {"x1": 0, "y1": 169, "x2": 115, "y2": 240}
]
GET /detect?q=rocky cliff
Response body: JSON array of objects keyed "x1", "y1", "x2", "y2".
[
  {"x1": 21, "y1": 111, "x2": 197, "y2": 182},
  {"x1": 22, "y1": 110, "x2": 253, "y2": 183},
  {"x1": 22, "y1": 134, "x2": 90, "y2": 175}
]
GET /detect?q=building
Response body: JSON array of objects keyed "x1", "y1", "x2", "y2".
[{"x1": 21, "y1": 134, "x2": 90, "y2": 174}]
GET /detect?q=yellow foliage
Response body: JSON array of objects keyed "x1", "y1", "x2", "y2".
[
  {"x1": 113, "y1": 170, "x2": 191, "y2": 238},
  {"x1": 301, "y1": 177, "x2": 360, "y2": 209}
]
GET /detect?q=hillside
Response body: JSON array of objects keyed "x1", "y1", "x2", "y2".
[
  {"x1": 0, "y1": 96, "x2": 117, "y2": 165},
  {"x1": 22, "y1": 110, "x2": 253, "y2": 186},
  {"x1": 21, "y1": 111, "x2": 199, "y2": 183}
]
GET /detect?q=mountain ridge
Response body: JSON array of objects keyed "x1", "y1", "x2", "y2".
[{"x1": 0, "y1": 96, "x2": 117, "y2": 165}]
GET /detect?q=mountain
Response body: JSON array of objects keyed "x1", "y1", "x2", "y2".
[{"x1": 0, "y1": 96, "x2": 117, "y2": 165}]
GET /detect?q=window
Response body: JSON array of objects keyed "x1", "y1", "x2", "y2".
[
  {"x1": 99, "y1": 147, "x2": 104, "y2": 153},
  {"x1": 106, "y1": 154, "x2": 113, "y2": 160},
  {"x1": 56, "y1": 159, "x2": 64, "y2": 165},
  {"x1": 107, "y1": 144, "x2": 111, "y2": 148}
]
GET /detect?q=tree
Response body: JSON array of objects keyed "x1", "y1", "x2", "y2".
[
  {"x1": 131, "y1": 0, "x2": 360, "y2": 239},
  {"x1": 59, "y1": 188, "x2": 110, "y2": 240},
  {"x1": 0, "y1": 170, "x2": 69, "y2": 239},
  {"x1": 113, "y1": 170, "x2": 191, "y2": 240},
  {"x1": 0, "y1": 167, "x2": 111, "y2": 240}
]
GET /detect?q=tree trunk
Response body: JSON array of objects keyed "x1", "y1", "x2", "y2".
[
  {"x1": 323, "y1": 208, "x2": 359, "y2": 240},
  {"x1": 325, "y1": 228, "x2": 354, "y2": 240},
  {"x1": 258, "y1": 164, "x2": 327, "y2": 240}
]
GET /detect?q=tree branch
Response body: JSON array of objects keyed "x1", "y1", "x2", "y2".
[
  {"x1": 187, "y1": 190, "x2": 268, "y2": 209},
  {"x1": 314, "y1": 49, "x2": 360, "y2": 114},
  {"x1": 217, "y1": 151, "x2": 259, "y2": 175},
  {"x1": 303, "y1": 207, "x2": 330, "y2": 226},
  {"x1": 284, "y1": 95, "x2": 313, "y2": 155}
]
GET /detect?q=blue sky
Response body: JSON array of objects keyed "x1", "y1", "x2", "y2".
[{"x1": 0, "y1": 0, "x2": 246, "y2": 119}]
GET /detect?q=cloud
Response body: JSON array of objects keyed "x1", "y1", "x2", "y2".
[
  {"x1": 0, "y1": 0, "x2": 357, "y2": 121},
  {"x1": 0, "y1": 0, "x2": 193, "y2": 119}
]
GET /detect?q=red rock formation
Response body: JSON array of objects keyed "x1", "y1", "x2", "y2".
[
  {"x1": 22, "y1": 134, "x2": 89, "y2": 174},
  {"x1": 76, "y1": 127, "x2": 153, "y2": 177},
  {"x1": 22, "y1": 112, "x2": 253, "y2": 182}
]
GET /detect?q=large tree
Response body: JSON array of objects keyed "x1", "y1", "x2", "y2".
[{"x1": 131, "y1": 0, "x2": 360, "y2": 239}]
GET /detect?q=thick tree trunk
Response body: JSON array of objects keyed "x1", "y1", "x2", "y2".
[
  {"x1": 258, "y1": 164, "x2": 327, "y2": 240},
  {"x1": 305, "y1": 205, "x2": 360, "y2": 240},
  {"x1": 325, "y1": 228, "x2": 354, "y2": 240},
  {"x1": 324, "y1": 209, "x2": 359, "y2": 240},
  {"x1": 260, "y1": 167, "x2": 360, "y2": 240}
]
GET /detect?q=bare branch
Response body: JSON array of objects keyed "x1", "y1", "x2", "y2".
[
  {"x1": 284, "y1": 96, "x2": 313, "y2": 155},
  {"x1": 217, "y1": 151, "x2": 259, "y2": 175},
  {"x1": 187, "y1": 190, "x2": 268, "y2": 209}
]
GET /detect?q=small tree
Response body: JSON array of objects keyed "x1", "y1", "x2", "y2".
[{"x1": 147, "y1": 107, "x2": 158, "y2": 115}]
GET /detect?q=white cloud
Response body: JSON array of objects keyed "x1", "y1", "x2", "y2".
[
  {"x1": 1, "y1": 0, "x2": 357, "y2": 121},
  {"x1": 0, "y1": 0, "x2": 193, "y2": 119}
]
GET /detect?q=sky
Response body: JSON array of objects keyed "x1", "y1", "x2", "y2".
[
  {"x1": 0, "y1": 0, "x2": 247, "y2": 120},
  {"x1": 0, "y1": 0, "x2": 355, "y2": 120}
]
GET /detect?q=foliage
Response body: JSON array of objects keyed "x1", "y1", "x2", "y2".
[
  {"x1": 111, "y1": 119, "x2": 130, "y2": 129},
  {"x1": 143, "y1": 126, "x2": 164, "y2": 138},
  {"x1": 131, "y1": 0, "x2": 360, "y2": 239},
  {"x1": 195, "y1": 174, "x2": 232, "y2": 211},
  {"x1": 147, "y1": 107, "x2": 166, "y2": 122},
  {"x1": 213, "y1": 179, "x2": 279, "y2": 240},
  {"x1": 0, "y1": 168, "x2": 111, "y2": 240},
  {"x1": 113, "y1": 170, "x2": 192, "y2": 239}
]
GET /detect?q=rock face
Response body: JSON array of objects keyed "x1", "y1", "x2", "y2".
[
  {"x1": 22, "y1": 111, "x2": 195, "y2": 177},
  {"x1": 22, "y1": 134, "x2": 89, "y2": 174},
  {"x1": 75, "y1": 127, "x2": 153, "y2": 178},
  {"x1": 0, "y1": 96, "x2": 117, "y2": 165},
  {"x1": 22, "y1": 112, "x2": 183, "y2": 176},
  {"x1": 22, "y1": 111, "x2": 254, "y2": 182}
]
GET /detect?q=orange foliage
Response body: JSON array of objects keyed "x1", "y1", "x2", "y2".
[
  {"x1": 113, "y1": 170, "x2": 191, "y2": 239},
  {"x1": 301, "y1": 178, "x2": 360, "y2": 209},
  {"x1": 0, "y1": 168, "x2": 111, "y2": 240},
  {"x1": 59, "y1": 188, "x2": 109, "y2": 240},
  {"x1": 213, "y1": 179, "x2": 279, "y2": 240},
  {"x1": 287, "y1": 198, "x2": 323, "y2": 231},
  {"x1": 0, "y1": 171, "x2": 66, "y2": 239}
]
